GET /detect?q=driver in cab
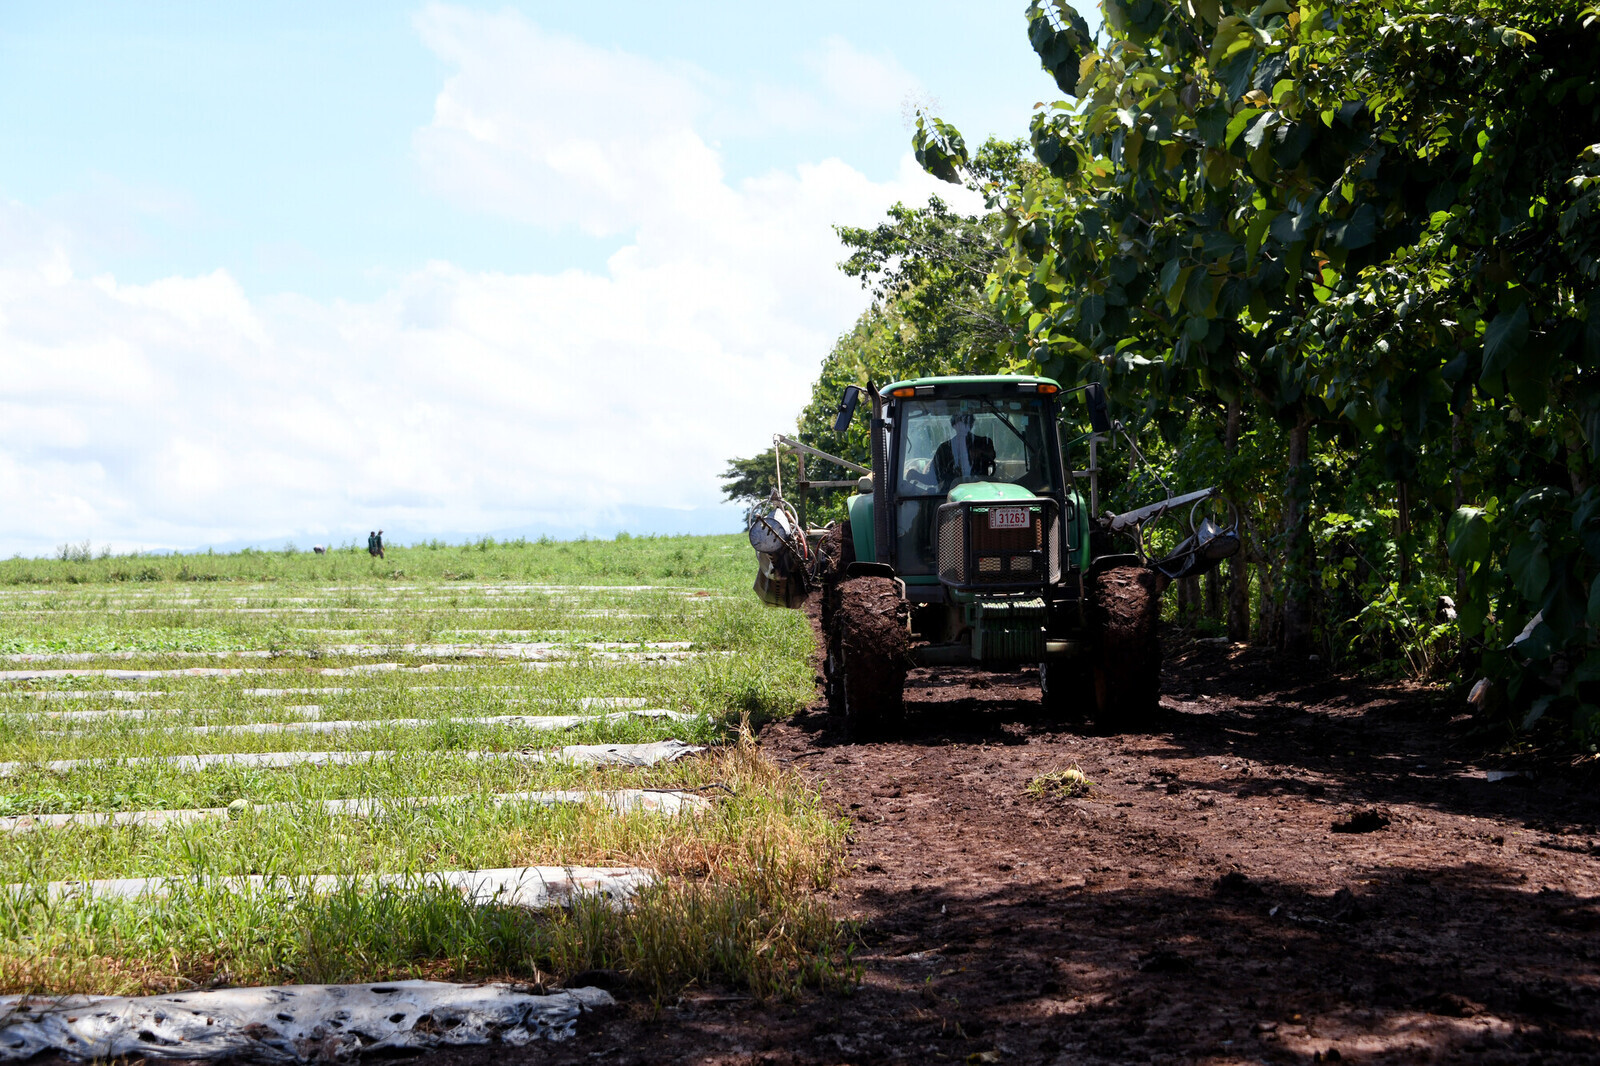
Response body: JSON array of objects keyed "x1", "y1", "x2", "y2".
[{"x1": 933, "y1": 411, "x2": 996, "y2": 491}]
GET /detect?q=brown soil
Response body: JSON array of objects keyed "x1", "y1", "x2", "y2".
[{"x1": 439, "y1": 614, "x2": 1600, "y2": 1065}]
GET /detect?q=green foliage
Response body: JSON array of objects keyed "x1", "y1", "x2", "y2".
[
  {"x1": 906, "y1": 0, "x2": 1600, "y2": 740},
  {"x1": 0, "y1": 536, "x2": 846, "y2": 997}
]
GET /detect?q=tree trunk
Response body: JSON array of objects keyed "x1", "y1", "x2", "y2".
[
  {"x1": 1224, "y1": 397, "x2": 1251, "y2": 641},
  {"x1": 1397, "y1": 476, "x2": 1411, "y2": 587},
  {"x1": 1451, "y1": 403, "x2": 1469, "y2": 605},
  {"x1": 1280, "y1": 410, "x2": 1314, "y2": 657},
  {"x1": 1255, "y1": 553, "x2": 1278, "y2": 645}
]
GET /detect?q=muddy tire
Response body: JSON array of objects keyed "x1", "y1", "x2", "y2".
[
  {"x1": 834, "y1": 575, "x2": 907, "y2": 737},
  {"x1": 1086, "y1": 564, "x2": 1164, "y2": 727},
  {"x1": 823, "y1": 603, "x2": 845, "y2": 715},
  {"x1": 818, "y1": 523, "x2": 855, "y2": 714}
]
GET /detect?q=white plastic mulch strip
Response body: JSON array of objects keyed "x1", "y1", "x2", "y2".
[
  {"x1": 1, "y1": 642, "x2": 693, "y2": 665},
  {"x1": 20, "y1": 698, "x2": 650, "y2": 725},
  {"x1": 0, "y1": 605, "x2": 675, "y2": 616},
  {"x1": 0, "y1": 690, "x2": 165, "y2": 700},
  {"x1": 22, "y1": 705, "x2": 323, "y2": 724},
  {"x1": 0, "y1": 655, "x2": 695, "y2": 680},
  {"x1": 426, "y1": 694, "x2": 652, "y2": 708},
  {"x1": 2, "y1": 668, "x2": 256, "y2": 681},
  {"x1": 0, "y1": 865, "x2": 656, "y2": 907},
  {"x1": 37, "y1": 708, "x2": 693, "y2": 737},
  {"x1": 320, "y1": 657, "x2": 695, "y2": 676},
  {"x1": 0, "y1": 788, "x2": 711, "y2": 833},
  {"x1": 241, "y1": 687, "x2": 354, "y2": 696},
  {"x1": 0, "y1": 739, "x2": 705, "y2": 777},
  {"x1": 0, "y1": 980, "x2": 615, "y2": 1063}
]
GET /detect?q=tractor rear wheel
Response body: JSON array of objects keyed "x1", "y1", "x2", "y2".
[
  {"x1": 833, "y1": 575, "x2": 907, "y2": 737},
  {"x1": 1086, "y1": 564, "x2": 1164, "y2": 727},
  {"x1": 818, "y1": 523, "x2": 854, "y2": 715}
]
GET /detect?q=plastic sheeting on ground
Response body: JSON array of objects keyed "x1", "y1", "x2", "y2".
[
  {"x1": 36, "y1": 708, "x2": 692, "y2": 737},
  {"x1": 0, "y1": 865, "x2": 655, "y2": 907},
  {"x1": 0, "y1": 739, "x2": 705, "y2": 777},
  {"x1": 0, "y1": 788, "x2": 711, "y2": 833},
  {"x1": 0, "y1": 979, "x2": 614, "y2": 1062}
]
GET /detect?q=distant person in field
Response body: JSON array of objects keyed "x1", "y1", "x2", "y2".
[{"x1": 368, "y1": 530, "x2": 385, "y2": 559}]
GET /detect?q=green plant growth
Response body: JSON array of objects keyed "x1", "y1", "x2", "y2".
[{"x1": 0, "y1": 535, "x2": 846, "y2": 999}]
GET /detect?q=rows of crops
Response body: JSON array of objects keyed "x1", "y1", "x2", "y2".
[{"x1": 0, "y1": 537, "x2": 847, "y2": 999}]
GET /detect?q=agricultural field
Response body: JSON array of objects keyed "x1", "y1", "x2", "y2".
[{"x1": 0, "y1": 535, "x2": 851, "y2": 1000}]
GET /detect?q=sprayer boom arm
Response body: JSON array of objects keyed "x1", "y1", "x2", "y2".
[
  {"x1": 1107, "y1": 487, "x2": 1216, "y2": 532},
  {"x1": 773, "y1": 435, "x2": 871, "y2": 477}
]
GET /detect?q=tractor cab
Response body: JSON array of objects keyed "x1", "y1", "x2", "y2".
[
  {"x1": 840, "y1": 375, "x2": 1090, "y2": 665},
  {"x1": 887, "y1": 387, "x2": 1063, "y2": 577}
]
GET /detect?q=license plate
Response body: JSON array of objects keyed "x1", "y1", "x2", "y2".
[{"x1": 988, "y1": 507, "x2": 1030, "y2": 530}]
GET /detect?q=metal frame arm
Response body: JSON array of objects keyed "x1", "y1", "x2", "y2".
[
  {"x1": 1107, "y1": 487, "x2": 1216, "y2": 533},
  {"x1": 773, "y1": 435, "x2": 871, "y2": 477}
]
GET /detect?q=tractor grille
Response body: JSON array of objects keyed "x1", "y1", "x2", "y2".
[{"x1": 937, "y1": 499, "x2": 1061, "y2": 590}]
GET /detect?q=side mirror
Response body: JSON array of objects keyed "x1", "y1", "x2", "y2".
[
  {"x1": 1085, "y1": 382, "x2": 1111, "y2": 434},
  {"x1": 833, "y1": 385, "x2": 861, "y2": 434}
]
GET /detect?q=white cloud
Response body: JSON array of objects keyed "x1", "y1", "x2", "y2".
[
  {"x1": 810, "y1": 36, "x2": 922, "y2": 115},
  {"x1": 413, "y1": 5, "x2": 719, "y2": 236},
  {"x1": 0, "y1": 7, "x2": 975, "y2": 556},
  {"x1": 742, "y1": 37, "x2": 924, "y2": 136}
]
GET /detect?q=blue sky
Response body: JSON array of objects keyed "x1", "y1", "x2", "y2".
[{"x1": 0, "y1": 2, "x2": 1100, "y2": 554}]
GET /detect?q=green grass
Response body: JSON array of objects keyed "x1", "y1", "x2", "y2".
[{"x1": 0, "y1": 536, "x2": 849, "y2": 999}]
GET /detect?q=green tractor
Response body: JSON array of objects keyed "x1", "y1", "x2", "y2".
[{"x1": 748, "y1": 374, "x2": 1239, "y2": 734}]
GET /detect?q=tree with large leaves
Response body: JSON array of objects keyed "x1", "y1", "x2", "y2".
[{"x1": 917, "y1": 0, "x2": 1599, "y2": 731}]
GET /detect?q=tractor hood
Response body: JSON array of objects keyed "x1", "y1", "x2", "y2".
[{"x1": 947, "y1": 482, "x2": 1038, "y2": 504}]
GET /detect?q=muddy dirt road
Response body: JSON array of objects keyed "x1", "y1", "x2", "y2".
[{"x1": 488, "y1": 641, "x2": 1600, "y2": 1065}]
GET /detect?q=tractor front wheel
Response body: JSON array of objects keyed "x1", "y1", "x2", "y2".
[
  {"x1": 1086, "y1": 564, "x2": 1164, "y2": 727},
  {"x1": 833, "y1": 576, "x2": 908, "y2": 737}
]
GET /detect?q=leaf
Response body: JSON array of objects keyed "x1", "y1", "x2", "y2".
[
  {"x1": 1522, "y1": 694, "x2": 1555, "y2": 730},
  {"x1": 1164, "y1": 264, "x2": 1195, "y2": 315},
  {"x1": 1245, "y1": 209, "x2": 1278, "y2": 267},
  {"x1": 1225, "y1": 107, "x2": 1262, "y2": 148},
  {"x1": 1207, "y1": 16, "x2": 1248, "y2": 68},
  {"x1": 1587, "y1": 287, "x2": 1600, "y2": 360},
  {"x1": 1326, "y1": 203, "x2": 1376, "y2": 250},
  {"x1": 1506, "y1": 534, "x2": 1551, "y2": 602},
  {"x1": 1243, "y1": 112, "x2": 1277, "y2": 151},
  {"x1": 1446, "y1": 506, "x2": 1490, "y2": 567},
  {"x1": 1027, "y1": 1, "x2": 1093, "y2": 96},
  {"x1": 1504, "y1": 331, "x2": 1555, "y2": 413},
  {"x1": 913, "y1": 114, "x2": 969, "y2": 183},
  {"x1": 1481, "y1": 303, "x2": 1530, "y2": 383}
]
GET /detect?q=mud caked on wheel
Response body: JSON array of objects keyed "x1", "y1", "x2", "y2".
[
  {"x1": 1084, "y1": 564, "x2": 1164, "y2": 727},
  {"x1": 831, "y1": 575, "x2": 908, "y2": 737},
  {"x1": 816, "y1": 523, "x2": 854, "y2": 715}
]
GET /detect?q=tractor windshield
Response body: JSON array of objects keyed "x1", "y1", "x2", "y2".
[{"x1": 896, "y1": 396, "x2": 1055, "y2": 497}]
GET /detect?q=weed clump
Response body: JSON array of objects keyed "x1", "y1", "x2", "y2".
[{"x1": 1026, "y1": 767, "x2": 1094, "y2": 799}]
